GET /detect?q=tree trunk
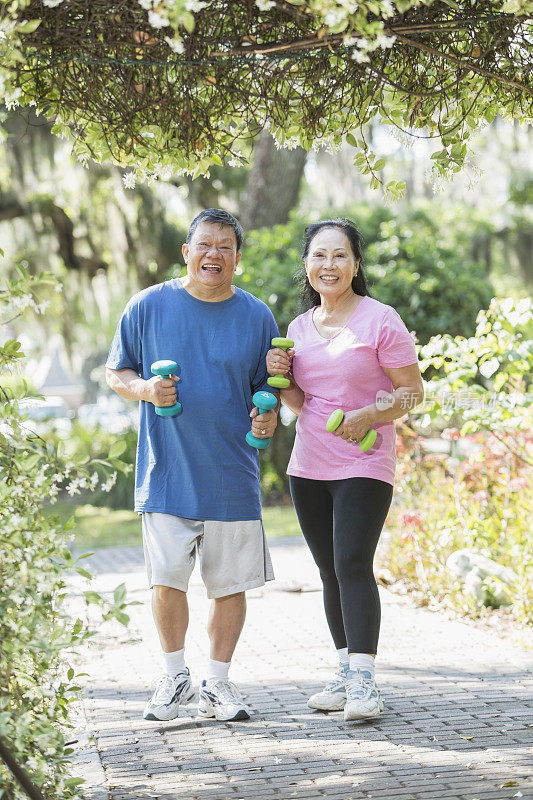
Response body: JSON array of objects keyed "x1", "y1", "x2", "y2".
[{"x1": 239, "y1": 131, "x2": 307, "y2": 230}]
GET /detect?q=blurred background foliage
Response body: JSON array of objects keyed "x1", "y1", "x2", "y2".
[{"x1": 1, "y1": 108, "x2": 532, "y2": 622}]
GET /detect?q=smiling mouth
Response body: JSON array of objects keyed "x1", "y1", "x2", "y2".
[
  {"x1": 319, "y1": 275, "x2": 339, "y2": 282},
  {"x1": 202, "y1": 264, "x2": 222, "y2": 273}
]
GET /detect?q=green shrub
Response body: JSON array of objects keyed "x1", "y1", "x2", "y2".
[
  {"x1": 0, "y1": 266, "x2": 133, "y2": 799},
  {"x1": 386, "y1": 297, "x2": 533, "y2": 621}
]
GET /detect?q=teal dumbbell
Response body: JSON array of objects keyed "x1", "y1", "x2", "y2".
[
  {"x1": 326, "y1": 408, "x2": 376, "y2": 452},
  {"x1": 246, "y1": 391, "x2": 278, "y2": 450},
  {"x1": 151, "y1": 360, "x2": 182, "y2": 417}
]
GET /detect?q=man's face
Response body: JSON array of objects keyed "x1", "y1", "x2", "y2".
[{"x1": 182, "y1": 221, "x2": 241, "y2": 294}]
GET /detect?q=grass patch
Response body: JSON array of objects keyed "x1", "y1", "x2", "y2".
[{"x1": 47, "y1": 500, "x2": 301, "y2": 551}]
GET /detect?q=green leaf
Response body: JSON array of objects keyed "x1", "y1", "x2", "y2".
[
  {"x1": 18, "y1": 19, "x2": 41, "y2": 33},
  {"x1": 109, "y1": 440, "x2": 127, "y2": 459},
  {"x1": 113, "y1": 582, "x2": 127, "y2": 604}
]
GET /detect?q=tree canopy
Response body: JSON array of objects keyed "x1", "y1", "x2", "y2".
[{"x1": 1, "y1": 0, "x2": 532, "y2": 194}]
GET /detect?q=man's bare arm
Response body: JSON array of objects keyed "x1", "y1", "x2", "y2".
[{"x1": 106, "y1": 367, "x2": 178, "y2": 408}]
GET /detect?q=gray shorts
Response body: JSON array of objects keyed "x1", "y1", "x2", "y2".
[{"x1": 141, "y1": 512, "x2": 275, "y2": 599}]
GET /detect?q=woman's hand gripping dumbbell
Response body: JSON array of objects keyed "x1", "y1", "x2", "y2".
[
  {"x1": 149, "y1": 360, "x2": 182, "y2": 417},
  {"x1": 266, "y1": 337, "x2": 295, "y2": 388},
  {"x1": 246, "y1": 391, "x2": 278, "y2": 449},
  {"x1": 326, "y1": 408, "x2": 377, "y2": 452}
]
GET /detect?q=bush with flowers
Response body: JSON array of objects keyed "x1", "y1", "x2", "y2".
[
  {"x1": 384, "y1": 298, "x2": 532, "y2": 625},
  {"x1": 0, "y1": 263, "x2": 135, "y2": 798}
]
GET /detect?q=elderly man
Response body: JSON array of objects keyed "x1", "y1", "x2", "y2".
[{"x1": 106, "y1": 208, "x2": 279, "y2": 722}]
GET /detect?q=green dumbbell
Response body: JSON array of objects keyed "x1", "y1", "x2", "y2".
[
  {"x1": 326, "y1": 409, "x2": 377, "y2": 452},
  {"x1": 267, "y1": 337, "x2": 295, "y2": 389},
  {"x1": 151, "y1": 360, "x2": 182, "y2": 417},
  {"x1": 246, "y1": 391, "x2": 278, "y2": 450}
]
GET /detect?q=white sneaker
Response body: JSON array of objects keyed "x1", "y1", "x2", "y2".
[
  {"x1": 198, "y1": 679, "x2": 250, "y2": 721},
  {"x1": 343, "y1": 669, "x2": 384, "y2": 721},
  {"x1": 307, "y1": 665, "x2": 348, "y2": 711},
  {"x1": 143, "y1": 669, "x2": 195, "y2": 721}
]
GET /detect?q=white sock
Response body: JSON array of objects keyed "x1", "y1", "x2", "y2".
[
  {"x1": 349, "y1": 653, "x2": 375, "y2": 677},
  {"x1": 162, "y1": 648, "x2": 186, "y2": 677},
  {"x1": 207, "y1": 659, "x2": 230, "y2": 683},
  {"x1": 337, "y1": 647, "x2": 349, "y2": 667}
]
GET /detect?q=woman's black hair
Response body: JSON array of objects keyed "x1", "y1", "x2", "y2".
[{"x1": 298, "y1": 218, "x2": 372, "y2": 309}]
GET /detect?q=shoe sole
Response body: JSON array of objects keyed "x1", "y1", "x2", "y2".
[
  {"x1": 198, "y1": 699, "x2": 250, "y2": 722},
  {"x1": 344, "y1": 703, "x2": 384, "y2": 722}
]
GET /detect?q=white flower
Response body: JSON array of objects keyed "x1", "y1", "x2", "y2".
[
  {"x1": 43, "y1": 0, "x2": 64, "y2": 6},
  {"x1": 351, "y1": 49, "x2": 370, "y2": 63},
  {"x1": 36, "y1": 300, "x2": 50, "y2": 314},
  {"x1": 5, "y1": 88, "x2": 22, "y2": 110},
  {"x1": 255, "y1": 0, "x2": 276, "y2": 9},
  {"x1": 101, "y1": 471, "x2": 117, "y2": 492},
  {"x1": 66, "y1": 481, "x2": 81, "y2": 496},
  {"x1": 137, "y1": 0, "x2": 152, "y2": 9},
  {"x1": 379, "y1": 0, "x2": 394, "y2": 17},
  {"x1": 164, "y1": 35, "x2": 185, "y2": 54},
  {"x1": 148, "y1": 10, "x2": 169, "y2": 27},
  {"x1": 375, "y1": 34, "x2": 396, "y2": 49},
  {"x1": 55, "y1": 283, "x2": 63, "y2": 293},
  {"x1": 90, "y1": 471, "x2": 99, "y2": 488},
  {"x1": 186, "y1": 0, "x2": 208, "y2": 10},
  {"x1": 122, "y1": 172, "x2": 137, "y2": 189}
]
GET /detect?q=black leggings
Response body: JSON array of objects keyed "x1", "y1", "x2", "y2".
[{"x1": 289, "y1": 476, "x2": 393, "y2": 655}]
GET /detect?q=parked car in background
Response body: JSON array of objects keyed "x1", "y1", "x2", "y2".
[
  {"x1": 18, "y1": 396, "x2": 73, "y2": 436},
  {"x1": 77, "y1": 397, "x2": 135, "y2": 433}
]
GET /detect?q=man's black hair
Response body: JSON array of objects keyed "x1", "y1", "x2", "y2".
[{"x1": 186, "y1": 208, "x2": 243, "y2": 251}]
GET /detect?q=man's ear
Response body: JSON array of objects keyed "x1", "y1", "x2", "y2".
[
  {"x1": 234, "y1": 251, "x2": 242, "y2": 269},
  {"x1": 182, "y1": 242, "x2": 189, "y2": 262}
]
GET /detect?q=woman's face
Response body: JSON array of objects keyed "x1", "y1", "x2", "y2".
[{"x1": 305, "y1": 227, "x2": 359, "y2": 300}]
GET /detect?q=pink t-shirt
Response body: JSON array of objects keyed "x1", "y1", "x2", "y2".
[{"x1": 286, "y1": 296, "x2": 418, "y2": 486}]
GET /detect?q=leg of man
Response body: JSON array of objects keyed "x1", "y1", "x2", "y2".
[
  {"x1": 197, "y1": 520, "x2": 272, "y2": 721},
  {"x1": 152, "y1": 585, "x2": 189, "y2": 652},
  {"x1": 207, "y1": 591, "x2": 246, "y2": 663},
  {"x1": 142, "y1": 513, "x2": 199, "y2": 721}
]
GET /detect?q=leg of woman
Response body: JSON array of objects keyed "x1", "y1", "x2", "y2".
[
  {"x1": 329, "y1": 477, "x2": 393, "y2": 721},
  {"x1": 330, "y1": 477, "x2": 393, "y2": 653},
  {"x1": 289, "y1": 476, "x2": 345, "y2": 649},
  {"x1": 290, "y1": 475, "x2": 350, "y2": 712}
]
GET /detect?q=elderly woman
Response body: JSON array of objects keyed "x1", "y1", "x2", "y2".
[{"x1": 267, "y1": 218, "x2": 424, "y2": 722}]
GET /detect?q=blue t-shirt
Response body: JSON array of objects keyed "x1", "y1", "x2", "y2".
[{"x1": 106, "y1": 279, "x2": 279, "y2": 520}]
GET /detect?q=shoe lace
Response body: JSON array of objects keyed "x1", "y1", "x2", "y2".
[
  {"x1": 151, "y1": 673, "x2": 187, "y2": 704},
  {"x1": 324, "y1": 668, "x2": 347, "y2": 692},
  {"x1": 346, "y1": 670, "x2": 375, "y2": 701},
  {"x1": 208, "y1": 679, "x2": 244, "y2": 704}
]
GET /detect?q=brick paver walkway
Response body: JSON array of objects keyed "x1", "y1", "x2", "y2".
[{"x1": 70, "y1": 540, "x2": 532, "y2": 800}]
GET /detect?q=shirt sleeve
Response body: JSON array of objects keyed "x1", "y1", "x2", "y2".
[
  {"x1": 251, "y1": 307, "x2": 280, "y2": 395},
  {"x1": 105, "y1": 299, "x2": 142, "y2": 375},
  {"x1": 377, "y1": 307, "x2": 418, "y2": 369}
]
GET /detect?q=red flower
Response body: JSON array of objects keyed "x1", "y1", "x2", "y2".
[
  {"x1": 399, "y1": 511, "x2": 425, "y2": 530},
  {"x1": 441, "y1": 428, "x2": 461, "y2": 441}
]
